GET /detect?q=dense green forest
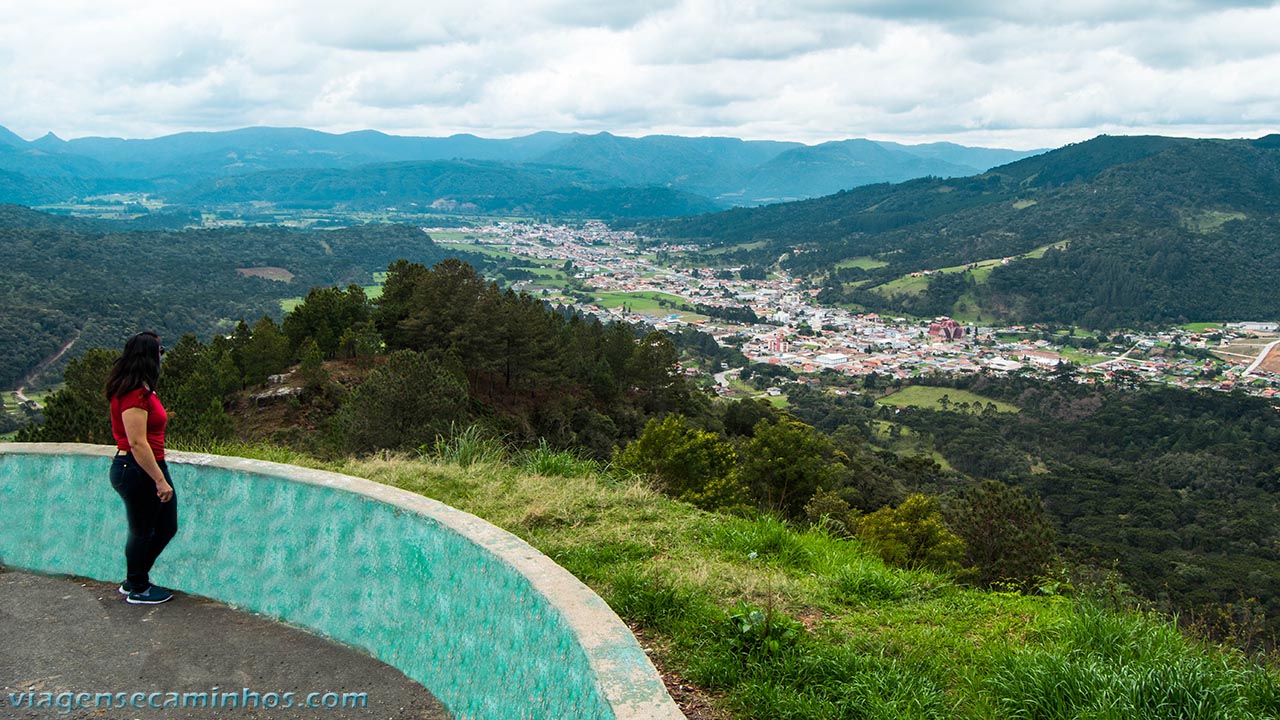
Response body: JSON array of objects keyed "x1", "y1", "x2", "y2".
[
  {"x1": 636, "y1": 134, "x2": 1280, "y2": 327},
  {"x1": 0, "y1": 205, "x2": 484, "y2": 389},
  {"x1": 18, "y1": 255, "x2": 1280, "y2": 657},
  {"x1": 174, "y1": 160, "x2": 724, "y2": 219}
]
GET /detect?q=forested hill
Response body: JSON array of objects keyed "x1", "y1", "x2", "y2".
[
  {"x1": 638, "y1": 134, "x2": 1280, "y2": 328},
  {"x1": 171, "y1": 160, "x2": 725, "y2": 219},
  {"x1": 0, "y1": 207, "x2": 477, "y2": 389}
]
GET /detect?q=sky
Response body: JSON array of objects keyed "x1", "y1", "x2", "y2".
[{"x1": 1, "y1": 1, "x2": 1278, "y2": 150}]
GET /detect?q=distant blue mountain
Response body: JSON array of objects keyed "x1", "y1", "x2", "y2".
[
  {"x1": 738, "y1": 139, "x2": 985, "y2": 202},
  {"x1": 0, "y1": 123, "x2": 1044, "y2": 213}
]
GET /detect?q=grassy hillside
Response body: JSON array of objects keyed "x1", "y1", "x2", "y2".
[
  {"x1": 877, "y1": 386, "x2": 1019, "y2": 414},
  {"x1": 185, "y1": 441, "x2": 1280, "y2": 720}
]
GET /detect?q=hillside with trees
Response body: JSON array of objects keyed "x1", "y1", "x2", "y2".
[
  {"x1": 638, "y1": 134, "x2": 1280, "y2": 328},
  {"x1": 0, "y1": 206, "x2": 480, "y2": 389},
  {"x1": 786, "y1": 373, "x2": 1280, "y2": 648}
]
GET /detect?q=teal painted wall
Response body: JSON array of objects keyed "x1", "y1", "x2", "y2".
[{"x1": 0, "y1": 450, "x2": 614, "y2": 720}]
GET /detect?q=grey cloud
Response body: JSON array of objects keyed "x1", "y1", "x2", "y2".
[
  {"x1": 351, "y1": 68, "x2": 487, "y2": 108},
  {"x1": 298, "y1": 11, "x2": 454, "y2": 52},
  {"x1": 679, "y1": 87, "x2": 759, "y2": 108},
  {"x1": 541, "y1": 0, "x2": 682, "y2": 30},
  {"x1": 805, "y1": 0, "x2": 1276, "y2": 25}
]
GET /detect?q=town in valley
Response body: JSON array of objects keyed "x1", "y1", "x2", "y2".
[{"x1": 427, "y1": 220, "x2": 1280, "y2": 404}]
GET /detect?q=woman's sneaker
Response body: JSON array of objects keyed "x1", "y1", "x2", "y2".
[
  {"x1": 126, "y1": 586, "x2": 174, "y2": 605},
  {"x1": 118, "y1": 580, "x2": 138, "y2": 596}
]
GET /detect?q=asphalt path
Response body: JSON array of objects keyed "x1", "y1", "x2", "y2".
[{"x1": 0, "y1": 570, "x2": 449, "y2": 719}]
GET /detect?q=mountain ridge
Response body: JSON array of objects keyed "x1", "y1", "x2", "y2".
[{"x1": 0, "y1": 123, "x2": 1042, "y2": 212}]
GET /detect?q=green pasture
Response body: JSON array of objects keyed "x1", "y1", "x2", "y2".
[
  {"x1": 592, "y1": 291, "x2": 708, "y2": 320},
  {"x1": 872, "y1": 242, "x2": 1070, "y2": 298},
  {"x1": 437, "y1": 242, "x2": 520, "y2": 260},
  {"x1": 1181, "y1": 210, "x2": 1246, "y2": 234},
  {"x1": 835, "y1": 256, "x2": 889, "y2": 270},
  {"x1": 704, "y1": 240, "x2": 768, "y2": 256},
  {"x1": 1180, "y1": 322, "x2": 1224, "y2": 332},
  {"x1": 1055, "y1": 346, "x2": 1112, "y2": 366},
  {"x1": 877, "y1": 386, "x2": 1020, "y2": 413}
]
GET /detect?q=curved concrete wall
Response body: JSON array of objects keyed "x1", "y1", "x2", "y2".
[{"x1": 0, "y1": 444, "x2": 684, "y2": 720}]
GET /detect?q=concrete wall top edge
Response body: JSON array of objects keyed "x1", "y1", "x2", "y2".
[{"x1": 0, "y1": 443, "x2": 685, "y2": 720}]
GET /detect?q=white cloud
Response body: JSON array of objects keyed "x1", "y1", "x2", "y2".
[{"x1": 0, "y1": 0, "x2": 1276, "y2": 148}]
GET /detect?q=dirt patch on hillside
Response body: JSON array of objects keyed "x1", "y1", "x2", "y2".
[
  {"x1": 629, "y1": 625, "x2": 733, "y2": 720},
  {"x1": 1260, "y1": 346, "x2": 1280, "y2": 374},
  {"x1": 237, "y1": 266, "x2": 295, "y2": 282}
]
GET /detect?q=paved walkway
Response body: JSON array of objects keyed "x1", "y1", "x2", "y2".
[{"x1": 0, "y1": 570, "x2": 449, "y2": 719}]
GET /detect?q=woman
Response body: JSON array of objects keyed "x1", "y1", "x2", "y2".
[{"x1": 106, "y1": 330, "x2": 177, "y2": 605}]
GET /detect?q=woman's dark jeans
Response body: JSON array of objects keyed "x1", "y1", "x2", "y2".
[{"x1": 109, "y1": 453, "x2": 178, "y2": 591}]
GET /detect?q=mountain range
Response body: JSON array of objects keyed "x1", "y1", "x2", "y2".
[{"x1": 0, "y1": 124, "x2": 1040, "y2": 215}]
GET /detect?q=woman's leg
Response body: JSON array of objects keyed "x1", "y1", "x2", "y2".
[
  {"x1": 146, "y1": 461, "x2": 179, "y2": 569},
  {"x1": 109, "y1": 454, "x2": 171, "y2": 590}
]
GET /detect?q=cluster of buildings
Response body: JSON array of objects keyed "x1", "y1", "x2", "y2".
[{"x1": 441, "y1": 222, "x2": 1280, "y2": 401}]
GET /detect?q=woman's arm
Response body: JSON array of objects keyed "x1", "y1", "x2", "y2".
[{"x1": 121, "y1": 407, "x2": 174, "y2": 502}]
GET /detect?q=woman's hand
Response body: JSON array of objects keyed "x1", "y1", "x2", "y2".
[{"x1": 122, "y1": 406, "x2": 171, "y2": 501}]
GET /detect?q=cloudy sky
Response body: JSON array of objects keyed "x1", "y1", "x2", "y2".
[{"x1": 2, "y1": 0, "x2": 1278, "y2": 149}]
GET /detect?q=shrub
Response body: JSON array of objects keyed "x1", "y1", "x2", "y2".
[
  {"x1": 614, "y1": 414, "x2": 747, "y2": 511},
  {"x1": 856, "y1": 494, "x2": 966, "y2": 573},
  {"x1": 334, "y1": 350, "x2": 468, "y2": 453}
]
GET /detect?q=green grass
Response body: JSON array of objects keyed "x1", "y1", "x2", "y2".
[
  {"x1": 280, "y1": 283, "x2": 382, "y2": 313},
  {"x1": 525, "y1": 267, "x2": 565, "y2": 278},
  {"x1": 1056, "y1": 346, "x2": 1111, "y2": 366},
  {"x1": 869, "y1": 421, "x2": 955, "y2": 470},
  {"x1": 1182, "y1": 322, "x2": 1225, "y2": 332},
  {"x1": 592, "y1": 291, "x2": 708, "y2": 320},
  {"x1": 705, "y1": 240, "x2": 768, "y2": 256},
  {"x1": 875, "y1": 273, "x2": 934, "y2": 296},
  {"x1": 1181, "y1": 210, "x2": 1247, "y2": 234},
  {"x1": 835, "y1": 256, "x2": 889, "y2": 270},
  {"x1": 175, "y1": 443, "x2": 1279, "y2": 719},
  {"x1": 516, "y1": 439, "x2": 603, "y2": 478},
  {"x1": 594, "y1": 290, "x2": 687, "y2": 310},
  {"x1": 877, "y1": 386, "x2": 1020, "y2": 413},
  {"x1": 437, "y1": 241, "x2": 521, "y2": 260},
  {"x1": 872, "y1": 242, "x2": 1070, "y2": 298},
  {"x1": 423, "y1": 230, "x2": 477, "y2": 242}
]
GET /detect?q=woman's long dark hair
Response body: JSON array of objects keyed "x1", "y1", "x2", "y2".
[{"x1": 105, "y1": 331, "x2": 162, "y2": 399}]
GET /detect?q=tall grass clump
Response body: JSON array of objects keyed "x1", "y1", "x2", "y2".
[
  {"x1": 424, "y1": 422, "x2": 506, "y2": 467},
  {"x1": 704, "y1": 515, "x2": 816, "y2": 569},
  {"x1": 831, "y1": 559, "x2": 911, "y2": 603},
  {"x1": 985, "y1": 605, "x2": 1279, "y2": 719},
  {"x1": 516, "y1": 438, "x2": 601, "y2": 478}
]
